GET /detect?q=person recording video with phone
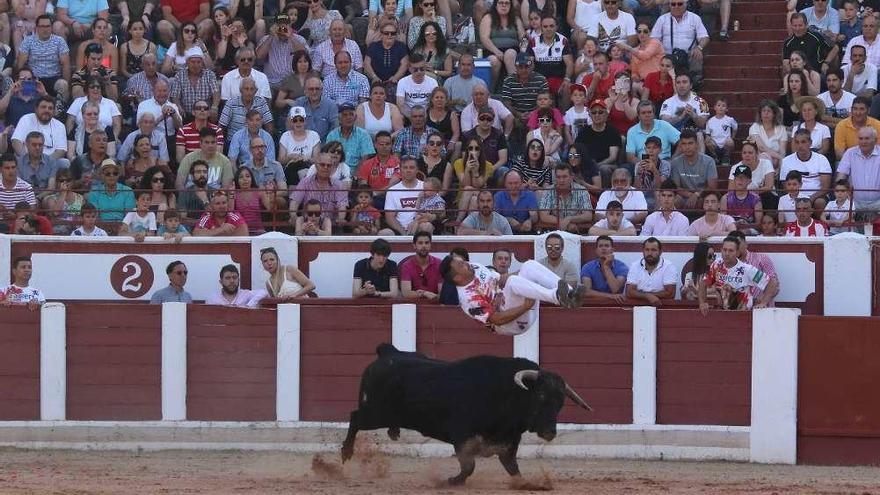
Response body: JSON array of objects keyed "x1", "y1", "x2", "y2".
[{"x1": 0, "y1": 68, "x2": 47, "y2": 129}]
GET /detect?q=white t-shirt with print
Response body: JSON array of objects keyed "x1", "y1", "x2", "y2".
[
  {"x1": 705, "y1": 115, "x2": 738, "y2": 147},
  {"x1": 384, "y1": 179, "x2": 424, "y2": 228},
  {"x1": 395, "y1": 75, "x2": 439, "y2": 113},
  {"x1": 564, "y1": 106, "x2": 592, "y2": 141},
  {"x1": 2, "y1": 284, "x2": 46, "y2": 305},
  {"x1": 456, "y1": 263, "x2": 501, "y2": 325},
  {"x1": 279, "y1": 130, "x2": 321, "y2": 157},
  {"x1": 780, "y1": 152, "x2": 832, "y2": 198},
  {"x1": 123, "y1": 211, "x2": 158, "y2": 232}
]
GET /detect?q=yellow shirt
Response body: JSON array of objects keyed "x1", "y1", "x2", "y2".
[{"x1": 834, "y1": 116, "x2": 880, "y2": 156}]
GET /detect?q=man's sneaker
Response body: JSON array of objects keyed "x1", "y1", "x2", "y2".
[
  {"x1": 567, "y1": 284, "x2": 585, "y2": 309},
  {"x1": 719, "y1": 30, "x2": 730, "y2": 41},
  {"x1": 556, "y1": 280, "x2": 571, "y2": 307}
]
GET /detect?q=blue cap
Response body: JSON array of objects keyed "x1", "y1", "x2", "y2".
[
  {"x1": 515, "y1": 52, "x2": 531, "y2": 66},
  {"x1": 338, "y1": 102, "x2": 356, "y2": 112}
]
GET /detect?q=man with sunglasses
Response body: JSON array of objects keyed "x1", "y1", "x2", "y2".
[
  {"x1": 86, "y1": 159, "x2": 135, "y2": 222},
  {"x1": 289, "y1": 152, "x2": 350, "y2": 228},
  {"x1": 256, "y1": 14, "x2": 308, "y2": 89},
  {"x1": 150, "y1": 261, "x2": 193, "y2": 304},
  {"x1": 652, "y1": 0, "x2": 710, "y2": 85},
  {"x1": 16, "y1": 14, "x2": 71, "y2": 102},
  {"x1": 576, "y1": 99, "x2": 622, "y2": 187},
  {"x1": 538, "y1": 233, "x2": 579, "y2": 286},
  {"x1": 220, "y1": 47, "x2": 272, "y2": 102},
  {"x1": 175, "y1": 99, "x2": 225, "y2": 158},
  {"x1": 396, "y1": 53, "x2": 438, "y2": 119},
  {"x1": 586, "y1": 0, "x2": 636, "y2": 52}
]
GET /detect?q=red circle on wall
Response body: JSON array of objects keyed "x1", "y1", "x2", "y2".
[{"x1": 110, "y1": 255, "x2": 155, "y2": 299}]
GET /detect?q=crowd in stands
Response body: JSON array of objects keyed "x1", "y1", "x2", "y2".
[{"x1": 0, "y1": 0, "x2": 877, "y2": 243}]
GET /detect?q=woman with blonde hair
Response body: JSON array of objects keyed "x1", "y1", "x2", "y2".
[{"x1": 260, "y1": 247, "x2": 316, "y2": 299}]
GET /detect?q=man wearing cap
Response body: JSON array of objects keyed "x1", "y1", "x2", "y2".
[
  {"x1": 294, "y1": 75, "x2": 339, "y2": 138},
  {"x1": 175, "y1": 98, "x2": 225, "y2": 158},
  {"x1": 576, "y1": 99, "x2": 622, "y2": 187},
  {"x1": 501, "y1": 53, "x2": 549, "y2": 126},
  {"x1": 396, "y1": 54, "x2": 439, "y2": 118},
  {"x1": 16, "y1": 15, "x2": 71, "y2": 101},
  {"x1": 461, "y1": 105, "x2": 509, "y2": 179},
  {"x1": 324, "y1": 51, "x2": 371, "y2": 109},
  {"x1": 392, "y1": 105, "x2": 439, "y2": 158},
  {"x1": 460, "y1": 83, "x2": 513, "y2": 134},
  {"x1": 256, "y1": 14, "x2": 308, "y2": 89},
  {"x1": 70, "y1": 42, "x2": 119, "y2": 101},
  {"x1": 528, "y1": 16, "x2": 573, "y2": 107},
  {"x1": 228, "y1": 109, "x2": 277, "y2": 166},
  {"x1": 221, "y1": 47, "x2": 271, "y2": 101},
  {"x1": 327, "y1": 103, "x2": 376, "y2": 173},
  {"x1": 218, "y1": 77, "x2": 274, "y2": 138},
  {"x1": 443, "y1": 54, "x2": 482, "y2": 113},
  {"x1": 136, "y1": 79, "x2": 183, "y2": 156},
  {"x1": 170, "y1": 48, "x2": 220, "y2": 119},
  {"x1": 87, "y1": 159, "x2": 136, "y2": 222}
]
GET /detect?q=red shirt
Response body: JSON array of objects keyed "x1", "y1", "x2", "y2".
[
  {"x1": 196, "y1": 211, "x2": 247, "y2": 230},
  {"x1": 399, "y1": 255, "x2": 443, "y2": 293},
  {"x1": 643, "y1": 71, "x2": 674, "y2": 105},
  {"x1": 356, "y1": 155, "x2": 400, "y2": 191},
  {"x1": 176, "y1": 122, "x2": 225, "y2": 155},
  {"x1": 161, "y1": 0, "x2": 208, "y2": 23},
  {"x1": 580, "y1": 72, "x2": 614, "y2": 100},
  {"x1": 8, "y1": 214, "x2": 53, "y2": 235}
]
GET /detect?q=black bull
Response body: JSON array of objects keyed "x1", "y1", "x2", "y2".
[{"x1": 340, "y1": 344, "x2": 592, "y2": 485}]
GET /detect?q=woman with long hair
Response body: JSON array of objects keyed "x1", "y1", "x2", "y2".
[
  {"x1": 748, "y1": 99, "x2": 789, "y2": 170},
  {"x1": 778, "y1": 69, "x2": 807, "y2": 127},
  {"x1": 681, "y1": 242, "x2": 717, "y2": 301},
  {"x1": 162, "y1": 21, "x2": 213, "y2": 75},
  {"x1": 566, "y1": 142, "x2": 602, "y2": 195},
  {"x1": 528, "y1": 107, "x2": 564, "y2": 162},
  {"x1": 260, "y1": 247, "x2": 316, "y2": 300},
  {"x1": 511, "y1": 138, "x2": 552, "y2": 192},
  {"x1": 453, "y1": 137, "x2": 493, "y2": 221},
  {"x1": 75, "y1": 18, "x2": 118, "y2": 72},
  {"x1": 302, "y1": 0, "x2": 344, "y2": 45},
  {"x1": 417, "y1": 132, "x2": 454, "y2": 199},
  {"x1": 66, "y1": 99, "x2": 118, "y2": 161},
  {"x1": 125, "y1": 134, "x2": 159, "y2": 187},
  {"x1": 604, "y1": 71, "x2": 639, "y2": 136},
  {"x1": 138, "y1": 166, "x2": 177, "y2": 223},
  {"x1": 276, "y1": 51, "x2": 316, "y2": 111},
  {"x1": 412, "y1": 21, "x2": 453, "y2": 81},
  {"x1": 119, "y1": 19, "x2": 157, "y2": 78},
  {"x1": 407, "y1": 0, "x2": 447, "y2": 49},
  {"x1": 230, "y1": 167, "x2": 273, "y2": 235},
  {"x1": 216, "y1": 17, "x2": 253, "y2": 75},
  {"x1": 729, "y1": 140, "x2": 775, "y2": 196},
  {"x1": 42, "y1": 169, "x2": 84, "y2": 234},
  {"x1": 357, "y1": 82, "x2": 405, "y2": 137},
  {"x1": 479, "y1": 0, "x2": 524, "y2": 88},
  {"x1": 784, "y1": 50, "x2": 821, "y2": 96}
]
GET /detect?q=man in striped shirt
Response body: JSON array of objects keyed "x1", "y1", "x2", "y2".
[
  {"x1": 0, "y1": 154, "x2": 37, "y2": 211},
  {"x1": 500, "y1": 53, "x2": 549, "y2": 127},
  {"x1": 175, "y1": 99, "x2": 225, "y2": 158}
]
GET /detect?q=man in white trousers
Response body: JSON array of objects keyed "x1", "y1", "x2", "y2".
[{"x1": 440, "y1": 253, "x2": 584, "y2": 336}]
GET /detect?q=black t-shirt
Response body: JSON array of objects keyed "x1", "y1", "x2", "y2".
[
  {"x1": 576, "y1": 125, "x2": 622, "y2": 164},
  {"x1": 353, "y1": 257, "x2": 399, "y2": 293},
  {"x1": 782, "y1": 32, "x2": 829, "y2": 70}
]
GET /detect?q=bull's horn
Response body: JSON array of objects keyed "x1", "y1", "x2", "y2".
[
  {"x1": 513, "y1": 369, "x2": 540, "y2": 390},
  {"x1": 564, "y1": 383, "x2": 594, "y2": 411}
]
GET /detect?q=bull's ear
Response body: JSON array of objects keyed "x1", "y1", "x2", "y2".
[{"x1": 513, "y1": 369, "x2": 540, "y2": 390}]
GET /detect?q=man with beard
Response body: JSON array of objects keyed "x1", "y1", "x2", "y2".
[
  {"x1": 699, "y1": 236, "x2": 777, "y2": 315},
  {"x1": 819, "y1": 70, "x2": 856, "y2": 130},
  {"x1": 205, "y1": 264, "x2": 265, "y2": 307},
  {"x1": 400, "y1": 231, "x2": 443, "y2": 300},
  {"x1": 177, "y1": 160, "x2": 212, "y2": 220},
  {"x1": 625, "y1": 237, "x2": 677, "y2": 307},
  {"x1": 11, "y1": 96, "x2": 68, "y2": 163},
  {"x1": 193, "y1": 191, "x2": 248, "y2": 237},
  {"x1": 176, "y1": 127, "x2": 234, "y2": 191},
  {"x1": 458, "y1": 190, "x2": 513, "y2": 236},
  {"x1": 538, "y1": 233, "x2": 579, "y2": 286}
]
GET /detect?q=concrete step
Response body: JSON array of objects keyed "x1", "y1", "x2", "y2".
[
  {"x1": 701, "y1": 78, "x2": 781, "y2": 93},
  {"x1": 701, "y1": 92, "x2": 779, "y2": 108},
  {"x1": 706, "y1": 66, "x2": 782, "y2": 79},
  {"x1": 732, "y1": 1, "x2": 788, "y2": 13},
  {"x1": 725, "y1": 29, "x2": 789, "y2": 41},
  {"x1": 704, "y1": 54, "x2": 779, "y2": 66},
  {"x1": 735, "y1": 13, "x2": 788, "y2": 30},
  {"x1": 708, "y1": 40, "x2": 784, "y2": 56}
]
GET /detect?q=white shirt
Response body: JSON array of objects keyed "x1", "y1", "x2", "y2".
[
  {"x1": 136, "y1": 98, "x2": 182, "y2": 137},
  {"x1": 586, "y1": 10, "x2": 636, "y2": 51},
  {"x1": 705, "y1": 115, "x2": 738, "y2": 147},
  {"x1": 729, "y1": 159, "x2": 774, "y2": 191},
  {"x1": 460, "y1": 98, "x2": 511, "y2": 132},
  {"x1": 640, "y1": 210, "x2": 690, "y2": 236},
  {"x1": 825, "y1": 197, "x2": 852, "y2": 234},
  {"x1": 651, "y1": 11, "x2": 709, "y2": 53},
  {"x1": 591, "y1": 216, "x2": 635, "y2": 232},
  {"x1": 564, "y1": 106, "x2": 592, "y2": 141},
  {"x1": 595, "y1": 189, "x2": 648, "y2": 220},
  {"x1": 395, "y1": 75, "x2": 438, "y2": 114},
  {"x1": 122, "y1": 211, "x2": 157, "y2": 232},
  {"x1": 204, "y1": 288, "x2": 265, "y2": 308},
  {"x1": 843, "y1": 62, "x2": 879, "y2": 94},
  {"x1": 778, "y1": 194, "x2": 801, "y2": 223},
  {"x1": 626, "y1": 257, "x2": 678, "y2": 293},
  {"x1": 220, "y1": 68, "x2": 272, "y2": 100},
  {"x1": 843, "y1": 35, "x2": 880, "y2": 66},
  {"x1": 817, "y1": 90, "x2": 856, "y2": 119},
  {"x1": 1, "y1": 284, "x2": 45, "y2": 305},
  {"x1": 11, "y1": 113, "x2": 68, "y2": 154},
  {"x1": 780, "y1": 152, "x2": 832, "y2": 197},
  {"x1": 456, "y1": 262, "x2": 501, "y2": 325},
  {"x1": 660, "y1": 92, "x2": 710, "y2": 122},
  {"x1": 279, "y1": 130, "x2": 321, "y2": 157},
  {"x1": 67, "y1": 96, "x2": 122, "y2": 129},
  {"x1": 384, "y1": 179, "x2": 424, "y2": 228},
  {"x1": 790, "y1": 122, "x2": 832, "y2": 150},
  {"x1": 305, "y1": 161, "x2": 352, "y2": 183}
]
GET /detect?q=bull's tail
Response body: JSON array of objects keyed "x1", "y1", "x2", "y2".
[{"x1": 376, "y1": 343, "x2": 399, "y2": 356}]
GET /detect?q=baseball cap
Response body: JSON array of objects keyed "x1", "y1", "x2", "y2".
[
  {"x1": 338, "y1": 102, "x2": 356, "y2": 112},
  {"x1": 569, "y1": 83, "x2": 587, "y2": 95},
  {"x1": 733, "y1": 164, "x2": 753, "y2": 179},
  {"x1": 515, "y1": 52, "x2": 531, "y2": 66},
  {"x1": 184, "y1": 47, "x2": 204, "y2": 60},
  {"x1": 588, "y1": 98, "x2": 607, "y2": 109},
  {"x1": 644, "y1": 136, "x2": 662, "y2": 147},
  {"x1": 289, "y1": 106, "x2": 307, "y2": 119},
  {"x1": 99, "y1": 158, "x2": 120, "y2": 172}
]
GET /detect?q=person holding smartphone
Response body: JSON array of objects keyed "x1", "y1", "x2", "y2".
[
  {"x1": 453, "y1": 137, "x2": 493, "y2": 222},
  {"x1": 0, "y1": 69, "x2": 48, "y2": 128}
]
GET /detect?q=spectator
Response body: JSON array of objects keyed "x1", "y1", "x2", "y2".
[
  {"x1": 588, "y1": 200, "x2": 637, "y2": 235},
  {"x1": 687, "y1": 190, "x2": 737, "y2": 236},
  {"x1": 576, "y1": 99, "x2": 622, "y2": 186},
  {"x1": 453, "y1": 137, "x2": 494, "y2": 221},
  {"x1": 819, "y1": 69, "x2": 855, "y2": 130},
  {"x1": 538, "y1": 232, "x2": 578, "y2": 285},
  {"x1": 168, "y1": 49, "x2": 220, "y2": 119},
  {"x1": 176, "y1": 128, "x2": 234, "y2": 191},
  {"x1": 659, "y1": 73, "x2": 709, "y2": 141},
  {"x1": 458, "y1": 189, "x2": 513, "y2": 235},
  {"x1": 792, "y1": 96, "x2": 831, "y2": 155},
  {"x1": 528, "y1": 107, "x2": 564, "y2": 162},
  {"x1": 651, "y1": 0, "x2": 710, "y2": 84},
  {"x1": 42, "y1": 169, "x2": 83, "y2": 234},
  {"x1": 294, "y1": 75, "x2": 339, "y2": 138},
  {"x1": 400, "y1": 231, "x2": 442, "y2": 299},
  {"x1": 619, "y1": 22, "x2": 665, "y2": 85},
  {"x1": 243, "y1": 135, "x2": 288, "y2": 208},
  {"x1": 353, "y1": 238, "x2": 400, "y2": 298},
  {"x1": 461, "y1": 105, "x2": 510, "y2": 183},
  {"x1": 641, "y1": 179, "x2": 690, "y2": 237},
  {"x1": 302, "y1": 1, "x2": 344, "y2": 47},
  {"x1": 784, "y1": 13, "x2": 837, "y2": 74},
  {"x1": 255, "y1": 14, "x2": 307, "y2": 89},
  {"x1": 0, "y1": 154, "x2": 36, "y2": 211},
  {"x1": 564, "y1": 84, "x2": 591, "y2": 145},
  {"x1": 587, "y1": 0, "x2": 635, "y2": 52},
  {"x1": 325, "y1": 50, "x2": 370, "y2": 108},
  {"x1": 139, "y1": 166, "x2": 176, "y2": 224},
  {"x1": 782, "y1": 128, "x2": 832, "y2": 209},
  {"x1": 260, "y1": 246, "x2": 316, "y2": 300},
  {"x1": 366, "y1": 0, "x2": 409, "y2": 45},
  {"x1": 118, "y1": 112, "x2": 172, "y2": 168},
  {"x1": 581, "y1": 235, "x2": 628, "y2": 302},
  {"x1": 510, "y1": 138, "x2": 552, "y2": 191},
  {"x1": 837, "y1": 126, "x2": 880, "y2": 218},
  {"x1": 396, "y1": 54, "x2": 438, "y2": 119},
  {"x1": 670, "y1": 129, "x2": 718, "y2": 211},
  {"x1": 425, "y1": 88, "x2": 459, "y2": 157},
  {"x1": 721, "y1": 165, "x2": 763, "y2": 232},
  {"x1": 363, "y1": 34, "x2": 409, "y2": 109},
  {"x1": 779, "y1": 70, "x2": 809, "y2": 127},
  {"x1": 274, "y1": 50, "x2": 315, "y2": 119},
  {"x1": 312, "y1": 20, "x2": 363, "y2": 78},
  {"x1": 0, "y1": 69, "x2": 48, "y2": 130},
  {"x1": 71, "y1": 202, "x2": 108, "y2": 236},
  {"x1": 705, "y1": 98, "x2": 737, "y2": 166},
  {"x1": 206, "y1": 264, "x2": 265, "y2": 307},
  {"x1": 349, "y1": 187, "x2": 382, "y2": 234},
  {"x1": 228, "y1": 109, "x2": 275, "y2": 166},
  {"x1": 416, "y1": 132, "x2": 453, "y2": 199},
  {"x1": 193, "y1": 191, "x2": 248, "y2": 237},
  {"x1": 278, "y1": 106, "x2": 321, "y2": 176},
  {"x1": 527, "y1": 15, "x2": 573, "y2": 106},
  {"x1": 150, "y1": 260, "x2": 193, "y2": 304},
  {"x1": 729, "y1": 140, "x2": 775, "y2": 199},
  {"x1": 393, "y1": 105, "x2": 438, "y2": 158},
  {"x1": 444, "y1": 54, "x2": 482, "y2": 113},
  {"x1": 595, "y1": 168, "x2": 648, "y2": 224},
  {"x1": 327, "y1": 103, "x2": 376, "y2": 171},
  {"x1": 843, "y1": 45, "x2": 876, "y2": 98},
  {"x1": 479, "y1": 0, "x2": 525, "y2": 88},
  {"x1": 0, "y1": 256, "x2": 45, "y2": 310},
  {"x1": 381, "y1": 157, "x2": 424, "y2": 235},
  {"x1": 605, "y1": 72, "x2": 639, "y2": 137},
  {"x1": 16, "y1": 15, "x2": 70, "y2": 101},
  {"x1": 303, "y1": 141, "x2": 353, "y2": 189},
  {"x1": 838, "y1": 0, "x2": 862, "y2": 49},
  {"x1": 801, "y1": 0, "x2": 839, "y2": 45},
  {"x1": 160, "y1": 22, "x2": 213, "y2": 76},
  {"x1": 87, "y1": 159, "x2": 135, "y2": 222},
  {"x1": 681, "y1": 241, "x2": 715, "y2": 301},
  {"x1": 842, "y1": 11, "x2": 878, "y2": 66},
  {"x1": 538, "y1": 162, "x2": 593, "y2": 233},
  {"x1": 579, "y1": 51, "x2": 614, "y2": 101},
  {"x1": 698, "y1": 236, "x2": 777, "y2": 315},
  {"x1": 289, "y1": 152, "x2": 349, "y2": 227},
  {"x1": 175, "y1": 160, "x2": 211, "y2": 220},
  {"x1": 118, "y1": 189, "x2": 158, "y2": 241},
  {"x1": 296, "y1": 198, "x2": 333, "y2": 236},
  {"x1": 136, "y1": 79, "x2": 182, "y2": 156},
  {"x1": 230, "y1": 167, "x2": 271, "y2": 235},
  {"x1": 356, "y1": 131, "x2": 401, "y2": 203},
  {"x1": 218, "y1": 77, "x2": 274, "y2": 139},
  {"x1": 408, "y1": 0, "x2": 447, "y2": 49},
  {"x1": 785, "y1": 50, "x2": 821, "y2": 96},
  {"x1": 119, "y1": 20, "x2": 157, "y2": 80},
  {"x1": 625, "y1": 237, "x2": 677, "y2": 307},
  {"x1": 17, "y1": 132, "x2": 62, "y2": 194},
  {"x1": 70, "y1": 129, "x2": 111, "y2": 186},
  {"x1": 412, "y1": 22, "x2": 453, "y2": 81},
  {"x1": 625, "y1": 100, "x2": 681, "y2": 163},
  {"x1": 565, "y1": 142, "x2": 602, "y2": 195},
  {"x1": 11, "y1": 96, "x2": 68, "y2": 162},
  {"x1": 410, "y1": 177, "x2": 447, "y2": 233},
  {"x1": 501, "y1": 53, "x2": 549, "y2": 127},
  {"x1": 67, "y1": 100, "x2": 117, "y2": 162},
  {"x1": 641, "y1": 54, "x2": 676, "y2": 108},
  {"x1": 70, "y1": 41, "x2": 119, "y2": 101},
  {"x1": 219, "y1": 47, "x2": 270, "y2": 102},
  {"x1": 633, "y1": 136, "x2": 671, "y2": 209},
  {"x1": 461, "y1": 84, "x2": 513, "y2": 134},
  {"x1": 778, "y1": 170, "x2": 805, "y2": 224},
  {"x1": 495, "y1": 169, "x2": 538, "y2": 234},
  {"x1": 74, "y1": 18, "x2": 117, "y2": 75},
  {"x1": 748, "y1": 99, "x2": 789, "y2": 170},
  {"x1": 835, "y1": 96, "x2": 880, "y2": 159}
]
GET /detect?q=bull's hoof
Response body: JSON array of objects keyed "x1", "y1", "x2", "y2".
[
  {"x1": 445, "y1": 475, "x2": 467, "y2": 486},
  {"x1": 387, "y1": 427, "x2": 400, "y2": 440},
  {"x1": 340, "y1": 443, "x2": 354, "y2": 463}
]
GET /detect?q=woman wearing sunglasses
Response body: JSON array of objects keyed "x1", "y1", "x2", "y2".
[
  {"x1": 407, "y1": 0, "x2": 447, "y2": 49},
  {"x1": 366, "y1": 0, "x2": 408, "y2": 44},
  {"x1": 364, "y1": 22, "x2": 410, "y2": 93},
  {"x1": 453, "y1": 137, "x2": 493, "y2": 221},
  {"x1": 527, "y1": 108, "x2": 563, "y2": 163},
  {"x1": 417, "y1": 131, "x2": 454, "y2": 199},
  {"x1": 161, "y1": 22, "x2": 213, "y2": 75},
  {"x1": 138, "y1": 166, "x2": 177, "y2": 225},
  {"x1": 412, "y1": 21, "x2": 453, "y2": 81},
  {"x1": 615, "y1": 22, "x2": 663, "y2": 87},
  {"x1": 511, "y1": 139, "x2": 552, "y2": 193},
  {"x1": 302, "y1": 0, "x2": 344, "y2": 46}
]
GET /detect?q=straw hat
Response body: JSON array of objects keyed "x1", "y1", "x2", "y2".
[{"x1": 795, "y1": 96, "x2": 826, "y2": 119}]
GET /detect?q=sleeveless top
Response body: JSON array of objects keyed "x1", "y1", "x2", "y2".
[
  {"x1": 237, "y1": 0, "x2": 256, "y2": 28},
  {"x1": 726, "y1": 192, "x2": 760, "y2": 222},
  {"x1": 428, "y1": 109, "x2": 453, "y2": 140},
  {"x1": 490, "y1": 23, "x2": 519, "y2": 51},
  {"x1": 573, "y1": 0, "x2": 601, "y2": 30},
  {"x1": 277, "y1": 278, "x2": 304, "y2": 297},
  {"x1": 235, "y1": 190, "x2": 265, "y2": 234},
  {"x1": 126, "y1": 40, "x2": 154, "y2": 75},
  {"x1": 527, "y1": 0, "x2": 554, "y2": 18},
  {"x1": 608, "y1": 103, "x2": 637, "y2": 136},
  {"x1": 362, "y1": 102, "x2": 393, "y2": 137}
]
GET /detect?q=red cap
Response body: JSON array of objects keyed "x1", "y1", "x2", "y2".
[
  {"x1": 569, "y1": 83, "x2": 587, "y2": 95},
  {"x1": 588, "y1": 98, "x2": 607, "y2": 109}
]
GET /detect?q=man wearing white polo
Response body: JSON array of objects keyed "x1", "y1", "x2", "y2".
[{"x1": 625, "y1": 237, "x2": 678, "y2": 307}]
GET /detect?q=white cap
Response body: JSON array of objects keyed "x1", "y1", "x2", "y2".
[
  {"x1": 289, "y1": 106, "x2": 307, "y2": 119},
  {"x1": 184, "y1": 47, "x2": 205, "y2": 60}
]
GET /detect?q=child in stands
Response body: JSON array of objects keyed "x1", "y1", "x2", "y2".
[
  {"x1": 158, "y1": 209, "x2": 190, "y2": 242},
  {"x1": 70, "y1": 203, "x2": 108, "y2": 237},
  {"x1": 823, "y1": 179, "x2": 853, "y2": 234},
  {"x1": 777, "y1": 170, "x2": 805, "y2": 224},
  {"x1": 705, "y1": 98, "x2": 738, "y2": 166},
  {"x1": 119, "y1": 190, "x2": 157, "y2": 242}
]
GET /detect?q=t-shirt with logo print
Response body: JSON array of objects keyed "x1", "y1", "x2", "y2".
[
  {"x1": 456, "y1": 263, "x2": 501, "y2": 326},
  {"x1": 396, "y1": 75, "x2": 439, "y2": 114},
  {"x1": 1, "y1": 284, "x2": 46, "y2": 305},
  {"x1": 705, "y1": 115, "x2": 738, "y2": 147},
  {"x1": 528, "y1": 33, "x2": 573, "y2": 79},
  {"x1": 384, "y1": 180, "x2": 424, "y2": 229},
  {"x1": 703, "y1": 259, "x2": 769, "y2": 310}
]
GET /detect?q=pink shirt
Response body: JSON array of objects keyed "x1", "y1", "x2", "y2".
[
  {"x1": 686, "y1": 214, "x2": 736, "y2": 237},
  {"x1": 196, "y1": 211, "x2": 248, "y2": 230},
  {"x1": 399, "y1": 255, "x2": 443, "y2": 294}
]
